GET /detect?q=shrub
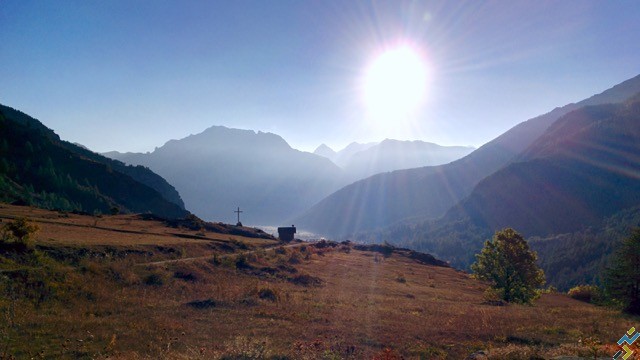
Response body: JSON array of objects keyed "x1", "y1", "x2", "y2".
[
  {"x1": 235, "y1": 254, "x2": 252, "y2": 269},
  {"x1": 568, "y1": 285, "x2": 602, "y2": 303},
  {"x1": 174, "y1": 270, "x2": 198, "y2": 282},
  {"x1": 257, "y1": 287, "x2": 278, "y2": 302},
  {"x1": 288, "y1": 251, "x2": 302, "y2": 264},
  {"x1": 143, "y1": 272, "x2": 166, "y2": 286},
  {"x1": 186, "y1": 299, "x2": 217, "y2": 309},
  {"x1": 289, "y1": 273, "x2": 322, "y2": 287},
  {"x1": 230, "y1": 239, "x2": 249, "y2": 250},
  {"x1": 1, "y1": 217, "x2": 39, "y2": 252}
]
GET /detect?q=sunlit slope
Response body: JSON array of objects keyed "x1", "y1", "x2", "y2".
[{"x1": 294, "y1": 74, "x2": 640, "y2": 238}]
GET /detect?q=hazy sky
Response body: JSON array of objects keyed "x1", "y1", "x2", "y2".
[{"x1": 1, "y1": 1, "x2": 639, "y2": 153}]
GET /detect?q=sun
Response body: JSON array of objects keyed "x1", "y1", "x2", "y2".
[{"x1": 362, "y1": 45, "x2": 429, "y2": 122}]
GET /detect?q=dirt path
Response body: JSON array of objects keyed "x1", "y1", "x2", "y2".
[
  {"x1": 0, "y1": 213, "x2": 177, "y2": 238},
  {"x1": 135, "y1": 242, "x2": 305, "y2": 267}
]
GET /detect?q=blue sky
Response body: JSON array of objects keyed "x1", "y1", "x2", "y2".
[{"x1": 1, "y1": 1, "x2": 639, "y2": 153}]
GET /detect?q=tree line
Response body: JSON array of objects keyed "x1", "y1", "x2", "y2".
[{"x1": 473, "y1": 227, "x2": 640, "y2": 314}]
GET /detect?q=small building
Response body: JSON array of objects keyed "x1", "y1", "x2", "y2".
[{"x1": 278, "y1": 225, "x2": 296, "y2": 242}]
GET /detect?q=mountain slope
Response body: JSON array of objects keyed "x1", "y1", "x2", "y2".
[
  {"x1": 0, "y1": 104, "x2": 188, "y2": 219},
  {"x1": 294, "y1": 74, "x2": 640, "y2": 237},
  {"x1": 448, "y1": 95, "x2": 640, "y2": 236},
  {"x1": 332, "y1": 141, "x2": 378, "y2": 167},
  {"x1": 313, "y1": 140, "x2": 473, "y2": 181},
  {"x1": 341, "y1": 139, "x2": 474, "y2": 180},
  {"x1": 106, "y1": 126, "x2": 345, "y2": 225},
  {"x1": 379, "y1": 94, "x2": 640, "y2": 288}
]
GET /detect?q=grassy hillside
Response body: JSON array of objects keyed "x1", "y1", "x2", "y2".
[
  {"x1": 0, "y1": 105, "x2": 188, "y2": 219},
  {"x1": 0, "y1": 204, "x2": 636, "y2": 359}
]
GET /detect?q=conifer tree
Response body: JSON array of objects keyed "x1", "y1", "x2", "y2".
[{"x1": 605, "y1": 228, "x2": 640, "y2": 314}]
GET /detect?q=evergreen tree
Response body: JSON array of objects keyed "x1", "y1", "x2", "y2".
[
  {"x1": 605, "y1": 228, "x2": 640, "y2": 314},
  {"x1": 472, "y1": 228, "x2": 546, "y2": 303}
]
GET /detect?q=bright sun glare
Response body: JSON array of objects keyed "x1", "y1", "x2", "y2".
[{"x1": 363, "y1": 45, "x2": 429, "y2": 123}]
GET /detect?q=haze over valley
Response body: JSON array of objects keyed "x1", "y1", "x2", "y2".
[{"x1": 104, "y1": 129, "x2": 475, "y2": 225}]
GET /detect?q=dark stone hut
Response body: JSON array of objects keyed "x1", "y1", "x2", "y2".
[{"x1": 278, "y1": 225, "x2": 296, "y2": 242}]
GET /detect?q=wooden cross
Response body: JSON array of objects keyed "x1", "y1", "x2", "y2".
[{"x1": 234, "y1": 206, "x2": 243, "y2": 224}]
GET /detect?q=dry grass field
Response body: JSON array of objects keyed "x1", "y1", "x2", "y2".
[{"x1": 0, "y1": 204, "x2": 638, "y2": 359}]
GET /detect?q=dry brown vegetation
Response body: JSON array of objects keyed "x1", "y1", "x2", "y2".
[{"x1": 0, "y1": 204, "x2": 638, "y2": 359}]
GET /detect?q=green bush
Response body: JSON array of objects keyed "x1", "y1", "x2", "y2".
[
  {"x1": 568, "y1": 285, "x2": 602, "y2": 303},
  {"x1": 1, "y1": 217, "x2": 39, "y2": 252}
]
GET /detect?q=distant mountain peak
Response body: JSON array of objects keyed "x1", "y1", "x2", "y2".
[
  {"x1": 156, "y1": 124, "x2": 293, "y2": 155},
  {"x1": 314, "y1": 143, "x2": 334, "y2": 152},
  {"x1": 313, "y1": 144, "x2": 337, "y2": 160}
]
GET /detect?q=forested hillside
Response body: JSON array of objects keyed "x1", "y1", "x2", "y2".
[
  {"x1": 0, "y1": 104, "x2": 188, "y2": 219},
  {"x1": 362, "y1": 94, "x2": 640, "y2": 289}
]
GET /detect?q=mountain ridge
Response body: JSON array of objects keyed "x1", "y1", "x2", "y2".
[
  {"x1": 293, "y1": 74, "x2": 640, "y2": 237},
  {"x1": 376, "y1": 93, "x2": 640, "y2": 289},
  {"x1": 105, "y1": 126, "x2": 346, "y2": 225}
]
